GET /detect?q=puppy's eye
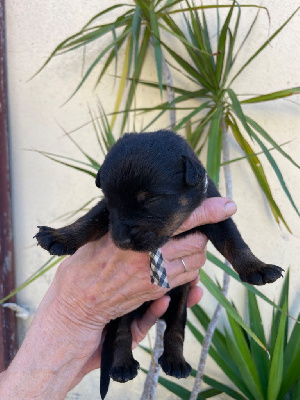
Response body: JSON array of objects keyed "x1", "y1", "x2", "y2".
[
  {"x1": 145, "y1": 195, "x2": 164, "y2": 205},
  {"x1": 137, "y1": 191, "x2": 149, "y2": 203}
]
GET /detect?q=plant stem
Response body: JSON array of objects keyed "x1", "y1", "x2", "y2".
[
  {"x1": 162, "y1": 56, "x2": 176, "y2": 130},
  {"x1": 189, "y1": 116, "x2": 232, "y2": 400},
  {"x1": 141, "y1": 52, "x2": 176, "y2": 400},
  {"x1": 140, "y1": 321, "x2": 165, "y2": 400}
]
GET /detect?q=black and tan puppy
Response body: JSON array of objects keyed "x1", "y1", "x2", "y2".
[{"x1": 35, "y1": 130, "x2": 283, "y2": 399}]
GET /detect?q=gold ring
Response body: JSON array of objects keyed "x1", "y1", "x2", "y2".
[{"x1": 181, "y1": 258, "x2": 187, "y2": 273}]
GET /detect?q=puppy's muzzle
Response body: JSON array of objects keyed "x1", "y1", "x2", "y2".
[{"x1": 111, "y1": 223, "x2": 167, "y2": 251}]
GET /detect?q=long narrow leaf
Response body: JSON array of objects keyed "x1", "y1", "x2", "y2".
[
  {"x1": 221, "y1": 139, "x2": 292, "y2": 166},
  {"x1": 110, "y1": 36, "x2": 131, "y2": 130},
  {"x1": 232, "y1": 7, "x2": 263, "y2": 65},
  {"x1": 121, "y1": 27, "x2": 150, "y2": 131},
  {"x1": 206, "y1": 106, "x2": 223, "y2": 186},
  {"x1": 81, "y1": 4, "x2": 132, "y2": 30},
  {"x1": 227, "y1": 114, "x2": 291, "y2": 231},
  {"x1": 53, "y1": 196, "x2": 99, "y2": 223},
  {"x1": 227, "y1": 313, "x2": 264, "y2": 400},
  {"x1": 149, "y1": 10, "x2": 163, "y2": 95},
  {"x1": 269, "y1": 272, "x2": 290, "y2": 358},
  {"x1": 174, "y1": 102, "x2": 211, "y2": 131},
  {"x1": 95, "y1": 25, "x2": 129, "y2": 86},
  {"x1": 200, "y1": 269, "x2": 268, "y2": 353},
  {"x1": 96, "y1": 100, "x2": 116, "y2": 149},
  {"x1": 186, "y1": 321, "x2": 252, "y2": 397},
  {"x1": 203, "y1": 375, "x2": 248, "y2": 400},
  {"x1": 190, "y1": 108, "x2": 216, "y2": 150},
  {"x1": 206, "y1": 253, "x2": 297, "y2": 322},
  {"x1": 168, "y1": 5, "x2": 269, "y2": 15},
  {"x1": 87, "y1": 105, "x2": 106, "y2": 156},
  {"x1": 56, "y1": 122, "x2": 100, "y2": 169},
  {"x1": 30, "y1": 149, "x2": 98, "y2": 170},
  {"x1": 30, "y1": 24, "x2": 116, "y2": 79},
  {"x1": 129, "y1": 6, "x2": 142, "y2": 75},
  {"x1": 66, "y1": 26, "x2": 132, "y2": 102},
  {"x1": 227, "y1": 88, "x2": 254, "y2": 138},
  {"x1": 283, "y1": 311, "x2": 300, "y2": 371},
  {"x1": 140, "y1": 367, "x2": 220, "y2": 399},
  {"x1": 0, "y1": 257, "x2": 63, "y2": 304},
  {"x1": 279, "y1": 346, "x2": 300, "y2": 399},
  {"x1": 248, "y1": 290, "x2": 269, "y2": 397},
  {"x1": 162, "y1": 40, "x2": 214, "y2": 91},
  {"x1": 246, "y1": 116, "x2": 299, "y2": 169},
  {"x1": 267, "y1": 299, "x2": 287, "y2": 400},
  {"x1": 241, "y1": 87, "x2": 300, "y2": 104},
  {"x1": 39, "y1": 153, "x2": 96, "y2": 178},
  {"x1": 216, "y1": 1, "x2": 235, "y2": 84},
  {"x1": 248, "y1": 124, "x2": 300, "y2": 217},
  {"x1": 230, "y1": 7, "x2": 300, "y2": 85},
  {"x1": 190, "y1": 304, "x2": 231, "y2": 363}
]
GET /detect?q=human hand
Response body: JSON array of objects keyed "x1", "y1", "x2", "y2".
[
  {"x1": 47, "y1": 197, "x2": 236, "y2": 344},
  {"x1": 0, "y1": 197, "x2": 236, "y2": 400},
  {"x1": 53, "y1": 196, "x2": 236, "y2": 388},
  {"x1": 70, "y1": 276, "x2": 202, "y2": 389}
]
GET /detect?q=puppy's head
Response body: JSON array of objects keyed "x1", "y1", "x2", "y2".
[{"x1": 96, "y1": 131, "x2": 207, "y2": 251}]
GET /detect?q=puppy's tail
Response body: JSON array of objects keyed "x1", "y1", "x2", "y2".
[{"x1": 100, "y1": 321, "x2": 114, "y2": 399}]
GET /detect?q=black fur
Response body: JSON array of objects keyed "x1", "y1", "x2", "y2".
[{"x1": 35, "y1": 130, "x2": 283, "y2": 398}]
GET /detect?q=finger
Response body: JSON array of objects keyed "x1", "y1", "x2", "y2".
[
  {"x1": 189, "y1": 273, "x2": 200, "y2": 287},
  {"x1": 162, "y1": 233, "x2": 208, "y2": 261},
  {"x1": 174, "y1": 197, "x2": 237, "y2": 235},
  {"x1": 165, "y1": 251, "x2": 207, "y2": 279},
  {"x1": 187, "y1": 285, "x2": 203, "y2": 308},
  {"x1": 169, "y1": 270, "x2": 199, "y2": 290},
  {"x1": 131, "y1": 295, "x2": 171, "y2": 348}
]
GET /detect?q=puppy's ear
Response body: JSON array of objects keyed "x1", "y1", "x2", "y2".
[
  {"x1": 95, "y1": 168, "x2": 101, "y2": 188},
  {"x1": 182, "y1": 156, "x2": 205, "y2": 187}
]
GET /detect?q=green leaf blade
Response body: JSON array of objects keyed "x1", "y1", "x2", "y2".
[
  {"x1": 200, "y1": 269, "x2": 268, "y2": 353},
  {"x1": 248, "y1": 290, "x2": 269, "y2": 397},
  {"x1": 226, "y1": 313, "x2": 264, "y2": 400},
  {"x1": 227, "y1": 114, "x2": 291, "y2": 231},
  {"x1": 267, "y1": 299, "x2": 287, "y2": 400},
  {"x1": 149, "y1": 10, "x2": 163, "y2": 95},
  {"x1": 231, "y1": 7, "x2": 300, "y2": 84},
  {"x1": 206, "y1": 106, "x2": 223, "y2": 187},
  {"x1": 241, "y1": 87, "x2": 300, "y2": 104},
  {"x1": 216, "y1": 2, "x2": 235, "y2": 84}
]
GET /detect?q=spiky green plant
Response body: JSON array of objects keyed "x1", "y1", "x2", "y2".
[
  {"x1": 140, "y1": 269, "x2": 300, "y2": 400},
  {"x1": 34, "y1": 2, "x2": 299, "y2": 230},
  {"x1": 33, "y1": 0, "x2": 191, "y2": 130},
  {"x1": 188, "y1": 269, "x2": 299, "y2": 400},
  {"x1": 33, "y1": 2, "x2": 269, "y2": 131},
  {"x1": 136, "y1": 1, "x2": 300, "y2": 231}
]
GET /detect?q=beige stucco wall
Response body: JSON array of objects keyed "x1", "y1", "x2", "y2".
[{"x1": 5, "y1": 1, "x2": 300, "y2": 399}]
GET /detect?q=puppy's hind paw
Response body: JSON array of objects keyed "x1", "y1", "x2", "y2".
[
  {"x1": 34, "y1": 226, "x2": 76, "y2": 256},
  {"x1": 239, "y1": 264, "x2": 284, "y2": 286},
  {"x1": 110, "y1": 359, "x2": 140, "y2": 383},
  {"x1": 158, "y1": 353, "x2": 191, "y2": 379}
]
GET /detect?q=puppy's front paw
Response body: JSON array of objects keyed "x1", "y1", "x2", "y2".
[
  {"x1": 34, "y1": 226, "x2": 77, "y2": 256},
  {"x1": 158, "y1": 353, "x2": 191, "y2": 379},
  {"x1": 239, "y1": 264, "x2": 284, "y2": 286},
  {"x1": 110, "y1": 358, "x2": 140, "y2": 383}
]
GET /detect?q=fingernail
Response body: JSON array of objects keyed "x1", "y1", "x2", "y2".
[{"x1": 225, "y1": 201, "x2": 237, "y2": 216}]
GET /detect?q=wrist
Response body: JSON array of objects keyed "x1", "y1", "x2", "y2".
[{"x1": 0, "y1": 286, "x2": 105, "y2": 400}]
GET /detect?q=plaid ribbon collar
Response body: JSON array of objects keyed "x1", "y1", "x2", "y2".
[{"x1": 149, "y1": 249, "x2": 170, "y2": 289}]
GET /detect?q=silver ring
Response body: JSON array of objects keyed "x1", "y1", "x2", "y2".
[{"x1": 181, "y1": 258, "x2": 187, "y2": 273}]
